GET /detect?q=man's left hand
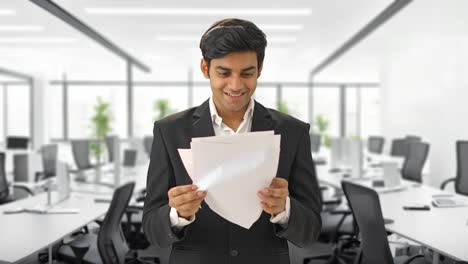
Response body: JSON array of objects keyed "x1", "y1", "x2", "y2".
[{"x1": 258, "y1": 178, "x2": 289, "y2": 216}]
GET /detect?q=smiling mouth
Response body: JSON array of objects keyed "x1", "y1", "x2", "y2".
[{"x1": 224, "y1": 91, "x2": 246, "y2": 98}]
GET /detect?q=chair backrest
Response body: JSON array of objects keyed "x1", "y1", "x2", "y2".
[
  {"x1": 123, "y1": 149, "x2": 137, "y2": 167},
  {"x1": 40, "y1": 144, "x2": 58, "y2": 179},
  {"x1": 401, "y1": 142, "x2": 429, "y2": 183},
  {"x1": 390, "y1": 138, "x2": 407, "y2": 157},
  {"x1": 97, "y1": 182, "x2": 135, "y2": 264},
  {"x1": 106, "y1": 136, "x2": 118, "y2": 163},
  {"x1": 405, "y1": 135, "x2": 422, "y2": 142},
  {"x1": 143, "y1": 136, "x2": 153, "y2": 157},
  {"x1": 0, "y1": 152, "x2": 10, "y2": 202},
  {"x1": 310, "y1": 134, "x2": 321, "y2": 153},
  {"x1": 71, "y1": 140, "x2": 92, "y2": 170},
  {"x1": 341, "y1": 181, "x2": 394, "y2": 264},
  {"x1": 367, "y1": 136, "x2": 385, "y2": 154},
  {"x1": 456, "y1": 141, "x2": 468, "y2": 196},
  {"x1": 13, "y1": 154, "x2": 29, "y2": 182},
  {"x1": 6, "y1": 136, "x2": 29, "y2": 149}
]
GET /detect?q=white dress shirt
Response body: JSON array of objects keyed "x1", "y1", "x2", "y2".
[{"x1": 170, "y1": 97, "x2": 290, "y2": 229}]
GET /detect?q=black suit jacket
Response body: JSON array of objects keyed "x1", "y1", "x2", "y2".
[{"x1": 143, "y1": 100, "x2": 322, "y2": 264}]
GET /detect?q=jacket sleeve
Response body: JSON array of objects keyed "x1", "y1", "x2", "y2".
[
  {"x1": 273, "y1": 124, "x2": 322, "y2": 247},
  {"x1": 142, "y1": 121, "x2": 189, "y2": 247}
]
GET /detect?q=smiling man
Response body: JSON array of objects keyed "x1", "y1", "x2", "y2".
[{"x1": 143, "y1": 18, "x2": 322, "y2": 264}]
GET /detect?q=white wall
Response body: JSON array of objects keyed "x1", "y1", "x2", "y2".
[{"x1": 379, "y1": 0, "x2": 468, "y2": 187}]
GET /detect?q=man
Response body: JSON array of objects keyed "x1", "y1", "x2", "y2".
[{"x1": 143, "y1": 18, "x2": 321, "y2": 264}]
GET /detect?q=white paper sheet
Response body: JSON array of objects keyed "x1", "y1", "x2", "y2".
[{"x1": 178, "y1": 131, "x2": 280, "y2": 229}]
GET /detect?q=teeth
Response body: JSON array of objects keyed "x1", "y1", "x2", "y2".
[{"x1": 226, "y1": 92, "x2": 242, "y2": 97}]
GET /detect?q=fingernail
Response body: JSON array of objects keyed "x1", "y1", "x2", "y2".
[
  {"x1": 197, "y1": 191, "x2": 206, "y2": 197},
  {"x1": 192, "y1": 185, "x2": 198, "y2": 190},
  {"x1": 262, "y1": 188, "x2": 269, "y2": 194}
]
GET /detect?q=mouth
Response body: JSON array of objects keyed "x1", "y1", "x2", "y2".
[{"x1": 224, "y1": 91, "x2": 246, "y2": 98}]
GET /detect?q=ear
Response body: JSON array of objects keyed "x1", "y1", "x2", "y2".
[
  {"x1": 200, "y1": 58, "x2": 210, "y2": 79},
  {"x1": 257, "y1": 64, "x2": 263, "y2": 78}
]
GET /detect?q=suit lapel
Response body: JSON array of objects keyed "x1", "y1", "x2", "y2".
[
  {"x1": 251, "y1": 100, "x2": 275, "y2": 132},
  {"x1": 191, "y1": 99, "x2": 215, "y2": 138}
]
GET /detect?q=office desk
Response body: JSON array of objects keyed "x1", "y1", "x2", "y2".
[
  {"x1": 0, "y1": 192, "x2": 110, "y2": 264},
  {"x1": 70, "y1": 164, "x2": 148, "y2": 195},
  {"x1": 317, "y1": 165, "x2": 468, "y2": 262}
]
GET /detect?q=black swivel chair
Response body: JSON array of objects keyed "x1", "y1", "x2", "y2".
[
  {"x1": 105, "y1": 136, "x2": 118, "y2": 163},
  {"x1": 71, "y1": 139, "x2": 96, "y2": 172},
  {"x1": 143, "y1": 136, "x2": 153, "y2": 158},
  {"x1": 401, "y1": 142, "x2": 430, "y2": 184},
  {"x1": 310, "y1": 134, "x2": 322, "y2": 153},
  {"x1": 0, "y1": 152, "x2": 33, "y2": 205},
  {"x1": 35, "y1": 144, "x2": 58, "y2": 181},
  {"x1": 57, "y1": 182, "x2": 155, "y2": 264},
  {"x1": 441, "y1": 141, "x2": 468, "y2": 196},
  {"x1": 367, "y1": 136, "x2": 385, "y2": 154},
  {"x1": 341, "y1": 181, "x2": 425, "y2": 264},
  {"x1": 390, "y1": 136, "x2": 422, "y2": 158}
]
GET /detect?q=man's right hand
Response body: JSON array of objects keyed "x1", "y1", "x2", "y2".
[{"x1": 168, "y1": 185, "x2": 206, "y2": 220}]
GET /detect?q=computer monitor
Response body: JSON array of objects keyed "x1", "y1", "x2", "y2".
[{"x1": 6, "y1": 136, "x2": 29, "y2": 149}]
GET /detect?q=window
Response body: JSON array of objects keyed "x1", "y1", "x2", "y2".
[
  {"x1": 282, "y1": 86, "x2": 308, "y2": 122},
  {"x1": 254, "y1": 86, "x2": 276, "y2": 110},
  {"x1": 68, "y1": 85, "x2": 127, "y2": 139},
  {"x1": 0, "y1": 85, "x2": 4, "y2": 142},
  {"x1": 193, "y1": 85, "x2": 212, "y2": 107},
  {"x1": 7, "y1": 84, "x2": 30, "y2": 137},
  {"x1": 133, "y1": 85, "x2": 189, "y2": 137},
  {"x1": 313, "y1": 87, "x2": 340, "y2": 137},
  {"x1": 47, "y1": 84, "x2": 63, "y2": 139},
  {"x1": 360, "y1": 88, "x2": 381, "y2": 138}
]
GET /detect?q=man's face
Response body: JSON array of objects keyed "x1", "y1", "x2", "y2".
[{"x1": 201, "y1": 51, "x2": 261, "y2": 116}]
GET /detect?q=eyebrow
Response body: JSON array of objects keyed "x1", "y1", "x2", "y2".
[{"x1": 215, "y1": 65, "x2": 257, "y2": 72}]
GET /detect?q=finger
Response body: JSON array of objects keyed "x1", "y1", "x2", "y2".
[
  {"x1": 168, "y1": 185, "x2": 198, "y2": 197},
  {"x1": 261, "y1": 187, "x2": 288, "y2": 198},
  {"x1": 177, "y1": 197, "x2": 205, "y2": 213},
  {"x1": 171, "y1": 191, "x2": 206, "y2": 207},
  {"x1": 270, "y1": 178, "x2": 288, "y2": 188},
  {"x1": 258, "y1": 192, "x2": 284, "y2": 207}
]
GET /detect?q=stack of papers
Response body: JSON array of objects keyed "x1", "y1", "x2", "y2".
[{"x1": 178, "y1": 131, "x2": 280, "y2": 229}]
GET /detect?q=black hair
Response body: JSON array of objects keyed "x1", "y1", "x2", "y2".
[{"x1": 199, "y1": 18, "x2": 267, "y2": 72}]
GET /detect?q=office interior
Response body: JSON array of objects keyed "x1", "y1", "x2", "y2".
[{"x1": 1, "y1": 0, "x2": 468, "y2": 263}]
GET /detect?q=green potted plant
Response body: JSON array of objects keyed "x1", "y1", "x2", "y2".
[
  {"x1": 277, "y1": 101, "x2": 290, "y2": 115},
  {"x1": 315, "y1": 114, "x2": 331, "y2": 148},
  {"x1": 153, "y1": 98, "x2": 177, "y2": 121},
  {"x1": 89, "y1": 96, "x2": 112, "y2": 182}
]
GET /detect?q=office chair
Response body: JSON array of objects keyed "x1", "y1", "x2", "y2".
[
  {"x1": 390, "y1": 139, "x2": 407, "y2": 157},
  {"x1": 106, "y1": 136, "x2": 118, "y2": 163},
  {"x1": 58, "y1": 182, "x2": 156, "y2": 264},
  {"x1": 13, "y1": 153, "x2": 29, "y2": 182},
  {"x1": 0, "y1": 152, "x2": 33, "y2": 205},
  {"x1": 310, "y1": 134, "x2": 322, "y2": 153},
  {"x1": 143, "y1": 136, "x2": 153, "y2": 158},
  {"x1": 35, "y1": 144, "x2": 58, "y2": 181},
  {"x1": 71, "y1": 139, "x2": 96, "y2": 172},
  {"x1": 401, "y1": 142, "x2": 429, "y2": 183},
  {"x1": 404, "y1": 135, "x2": 422, "y2": 142},
  {"x1": 123, "y1": 150, "x2": 138, "y2": 167},
  {"x1": 441, "y1": 141, "x2": 468, "y2": 196},
  {"x1": 341, "y1": 181, "x2": 425, "y2": 264},
  {"x1": 367, "y1": 136, "x2": 385, "y2": 154}
]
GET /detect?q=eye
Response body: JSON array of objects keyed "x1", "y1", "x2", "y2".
[
  {"x1": 217, "y1": 71, "x2": 229, "y2": 77},
  {"x1": 242, "y1": 72, "x2": 254, "y2": 78}
]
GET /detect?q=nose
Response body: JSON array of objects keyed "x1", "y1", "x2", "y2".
[{"x1": 227, "y1": 76, "x2": 244, "y2": 92}]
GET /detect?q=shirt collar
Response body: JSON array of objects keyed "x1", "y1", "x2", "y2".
[{"x1": 209, "y1": 96, "x2": 255, "y2": 127}]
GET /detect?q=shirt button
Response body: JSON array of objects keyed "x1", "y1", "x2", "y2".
[{"x1": 230, "y1": 249, "x2": 239, "y2": 257}]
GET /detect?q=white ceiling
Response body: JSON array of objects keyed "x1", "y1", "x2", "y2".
[{"x1": 0, "y1": 0, "x2": 396, "y2": 81}]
